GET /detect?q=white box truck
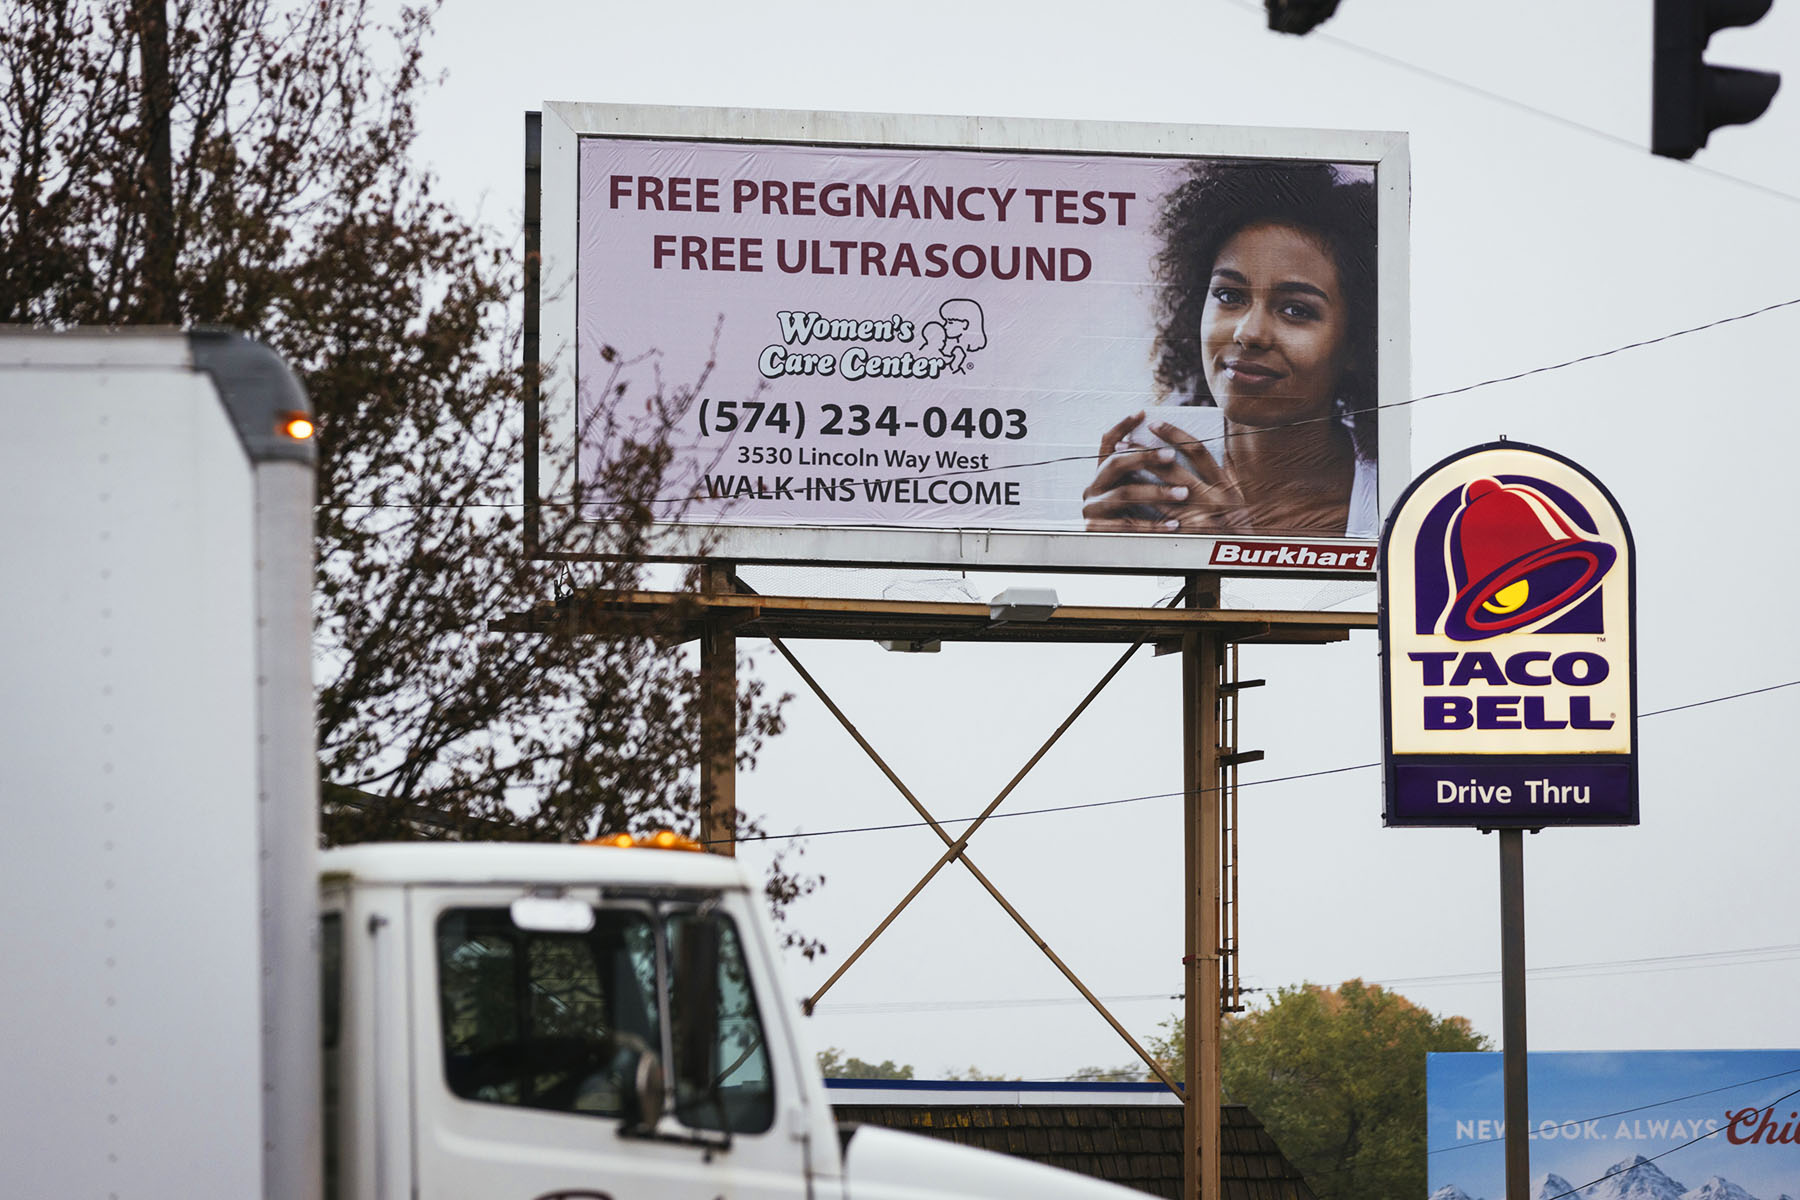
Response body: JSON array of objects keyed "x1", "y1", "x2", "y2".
[{"x1": 0, "y1": 327, "x2": 1138, "y2": 1200}]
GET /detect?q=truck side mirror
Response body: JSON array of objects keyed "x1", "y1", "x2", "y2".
[{"x1": 622, "y1": 1046, "x2": 666, "y2": 1129}]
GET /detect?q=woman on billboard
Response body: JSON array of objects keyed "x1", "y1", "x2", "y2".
[{"x1": 1081, "y1": 161, "x2": 1378, "y2": 538}]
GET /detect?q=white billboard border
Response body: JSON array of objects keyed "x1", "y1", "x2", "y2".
[{"x1": 535, "y1": 102, "x2": 1410, "y2": 576}]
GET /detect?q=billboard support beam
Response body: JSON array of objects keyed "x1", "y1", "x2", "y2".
[
  {"x1": 506, "y1": 581, "x2": 1368, "y2": 1193},
  {"x1": 497, "y1": 588, "x2": 1365, "y2": 645},
  {"x1": 699, "y1": 563, "x2": 737, "y2": 855},
  {"x1": 1183, "y1": 572, "x2": 1223, "y2": 1200},
  {"x1": 522, "y1": 110, "x2": 542, "y2": 558},
  {"x1": 1500, "y1": 828, "x2": 1529, "y2": 1200}
]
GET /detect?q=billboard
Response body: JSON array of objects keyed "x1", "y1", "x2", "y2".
[
  {"x1": 1428, "y1": 1050, "x2": 1800, "y2": 1200},
  {"x1": 1380, "y1": 443, "x2": 1637, "y2": 827},
  {"x1": 532, "y1": 104, "x2": 1410, "y2": 572}
]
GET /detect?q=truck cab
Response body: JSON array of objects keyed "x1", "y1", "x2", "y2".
[
  {"x1": 320, "y1": 841, "x2": 1143, "y2": 1200},
  {"x1": 321, "y1": 841, "x2": 842, "y2": 1200}
]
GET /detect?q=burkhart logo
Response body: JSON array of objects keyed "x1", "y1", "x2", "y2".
[
  {"x1": 1208, "y1": 540, "x2": 1374, "y2": 571},
  {"x1": 1431, "y1": 477, "x2": 1617, "y2": 641}
]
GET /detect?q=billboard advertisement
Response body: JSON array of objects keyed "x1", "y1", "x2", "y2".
[
  {"x1": 533, "y1": 104, "x2": 1410, "y2": 572},
  {"x1": 1428, "y1": 1050, "x2": 1800, "y2": 1200},
  {"x1": 1379, "y1": 442, "x2": 1637, "y2": 827}
]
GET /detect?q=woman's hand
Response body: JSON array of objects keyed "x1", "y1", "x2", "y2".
[{"x1": 1082, "y1": 412, "x2": 1244, "y2": 532}]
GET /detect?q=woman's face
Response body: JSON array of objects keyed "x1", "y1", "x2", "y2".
[{"x1": 1200, "y1": 221, "x2": 1353, "y2": 429}]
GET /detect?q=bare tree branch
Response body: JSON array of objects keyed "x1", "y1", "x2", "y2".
[{"x1": 0, "y1": 0, "x2": 819, "y2": 950}]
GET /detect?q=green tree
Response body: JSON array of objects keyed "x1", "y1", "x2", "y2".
[
  {"x1": 943, "y1": 1065, "x2": 1019, "y2": 1082},
  {"x1": 1211, "y1": 980, "x2": 1489, "y2": 1200},
  {"x1": 1066, "y1": 1063, "x2": 1151, "y2": 1082},
  {"x1": 0, "y1": 0, "x2": 817, "y2": 949},
  {"x1": 1148, "y1": 1013, "x2": 1185, "y2": 1075},
  {"x1": 816, "y1": 1048, "x2": 915, "y2": 1080}
]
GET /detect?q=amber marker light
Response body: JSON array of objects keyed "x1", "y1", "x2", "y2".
[
  {"x1": 584, "y1": 831, "x2": 705, "y2": 852},
  {"x1": 279, "y1": 411, "x2": 316, "y2": 441}
]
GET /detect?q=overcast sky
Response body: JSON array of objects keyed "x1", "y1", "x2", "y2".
[{"x1": 397, "y1": 0, "x2": 1800, "y2": 1080}]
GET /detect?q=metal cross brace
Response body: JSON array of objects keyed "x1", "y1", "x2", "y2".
[{"x1": 770, "y1": 634, "x2": 1181, "y2": 1095}]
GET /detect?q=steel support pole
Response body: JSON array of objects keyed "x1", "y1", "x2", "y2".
[
  {"x1": 699, "y1": 564, "x2": 737, "y2": 855},
  {"x1": 1500, "y1": 828, "x2": 1529, "y2": 1200},
  {"x1": 1183, "y1": 580, "x2": 1222, "y2": 1200}
]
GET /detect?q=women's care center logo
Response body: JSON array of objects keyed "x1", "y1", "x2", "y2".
[
  {"x1": 760, "y1": 299, "x2": 988, "y2": 380},
  {"x1": 1414, "y1": 476, "x2": 1618, "y2": 641}
]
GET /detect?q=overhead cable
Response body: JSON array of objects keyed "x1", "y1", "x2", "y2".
[
  {"x1": 725, "y1": 678, "x2": 1800, "y2": 846},
  {"x1": 319, "y1": 296, "x2": 1800, "y2": 512}
]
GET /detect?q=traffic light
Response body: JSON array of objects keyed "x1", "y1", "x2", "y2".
[
  {"x1": 1264, "y1": 0, "x2": 1343, "y2": 35},
  {"x1": 1653, "y1": 0, "x2": 1782, "y2": 159}
]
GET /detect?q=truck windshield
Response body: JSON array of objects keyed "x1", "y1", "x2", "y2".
[{"x1": 436, "y1": 907, "x2": 660, "y2": 1117}]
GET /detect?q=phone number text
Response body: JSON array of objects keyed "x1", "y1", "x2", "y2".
[{"x1": 698, "y1": 399, "x2": 1027, "y2": 441}]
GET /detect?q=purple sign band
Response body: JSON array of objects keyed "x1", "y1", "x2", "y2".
[{"x1": 1387, "y1": 759, "x2": 1635, "y2": 827}]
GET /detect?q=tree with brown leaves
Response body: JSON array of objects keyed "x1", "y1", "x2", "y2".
[{"x1": 0, "y1": 0, "x2": 819, "y2": 954}]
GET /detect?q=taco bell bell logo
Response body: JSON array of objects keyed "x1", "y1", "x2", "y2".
[
  {"x1": 1380, "y1": 443, "x2": 1638, "y2": 828},
  {"x1": 1436, "y1": 478, "x2": 1617, "y2": 641}
]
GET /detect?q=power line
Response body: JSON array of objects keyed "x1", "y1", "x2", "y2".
[
  {"x1": 1221, "y1": 0, "x2": 1800, "y2": 210},
  {"x1": 810, "y1": 942, "x2": 1800, "y2": 1018},
  {"x1": 1369, "y1": 942, "x2": 1800, "y2": 992},
  {"x1": 1401, "y1": 296, "x2": 1800, "y2": 407},
  {"x1": 817, "y1": 990, "x2": 1180, "y2": 1017},
  {"x1": 318, "y1": 294, "x2": 1800, "y2": 513},
  {"x1": 1643, "y1": 678, "x2": 1800, "y2": 718},
  {"x1": 727, "y1": 677, "x2": 1800, "y2": 847}
]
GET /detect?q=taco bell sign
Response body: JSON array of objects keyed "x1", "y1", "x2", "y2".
[{"x1": 1380, "y1": 442, "x2": 1637, "y2": 827}]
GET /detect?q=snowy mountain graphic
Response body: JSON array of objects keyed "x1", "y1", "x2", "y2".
[
  {"x1": 1681, "y1": 1177, "x2": 1760, "y2": 1200},
  {"x1": 1439, "y1": 1155, "x2": 1794, "y2": 1200},
  {"x1": 1536, "y1": 1172, "x2": 1579, "y2": 1200},
  {"x1": 1584, "y1": 1155, "x2": 1688, "y2": 1200}
]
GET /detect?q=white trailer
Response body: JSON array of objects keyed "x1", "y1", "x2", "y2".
[
  {"x1": 0, "y1": 327, "x2": 1137, "y2": 1200},
  {"x1": 1, "y1": 327, "x2": 320, "y2": 1199}
]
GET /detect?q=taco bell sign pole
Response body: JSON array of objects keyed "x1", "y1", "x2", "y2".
[{"x1": 1379, "y1": 441, "x2": 1637, "y2": 1200}]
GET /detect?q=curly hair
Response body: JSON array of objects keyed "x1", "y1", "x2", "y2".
[{"x1": 1153, "y1": 160, "x2": 1378, "y2": 459}]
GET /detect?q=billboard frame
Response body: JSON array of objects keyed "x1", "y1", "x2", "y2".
[{"x1": 528, "y1": 102, "x2": 1410, "y2": 576}]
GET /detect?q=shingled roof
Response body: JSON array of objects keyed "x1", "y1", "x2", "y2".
[{"x1": 827, "y1": 1080, "x2": 1317, "y2": 1200}]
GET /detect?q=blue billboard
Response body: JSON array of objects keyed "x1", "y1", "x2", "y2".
[{"x1": 1428, "y1": 1050, "x2": 1800, "y2": 1200}]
